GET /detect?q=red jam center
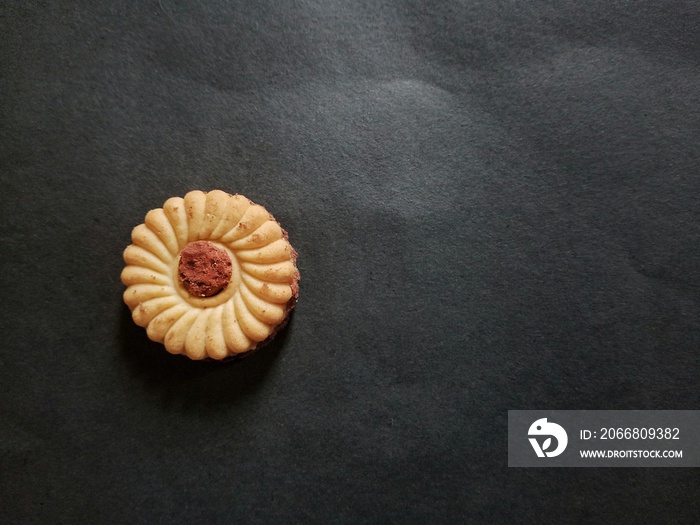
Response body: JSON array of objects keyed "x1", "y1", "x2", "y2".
[{"x1": 178, "y1": 241, "x2": 232, "y2": 297}]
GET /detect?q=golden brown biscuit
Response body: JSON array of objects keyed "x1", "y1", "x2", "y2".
[{"x1": 121, "y1": 190, "x2": 299, "y2": 360}]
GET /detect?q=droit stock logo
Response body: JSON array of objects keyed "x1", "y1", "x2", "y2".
[{"x1": 528, "y1": 418, "x2": 568, "y2": 458}]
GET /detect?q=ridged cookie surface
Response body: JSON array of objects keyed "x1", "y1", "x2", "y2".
[{"x1": 121, "y1": 190, "x2": 299, "y2": 360}]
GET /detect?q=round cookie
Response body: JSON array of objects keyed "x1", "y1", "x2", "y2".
[{"x1": 121, "y1": 190, "x2": 299, "y2": 360}]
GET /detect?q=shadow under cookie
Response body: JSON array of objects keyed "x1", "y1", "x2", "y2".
[{"x1": 117, "y1": 304, "x2": 292, "y2": 409}]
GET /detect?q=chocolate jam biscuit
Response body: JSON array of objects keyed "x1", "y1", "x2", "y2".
[{"x1": 121, "y1": 190, "x2": 299, "y2": 360}]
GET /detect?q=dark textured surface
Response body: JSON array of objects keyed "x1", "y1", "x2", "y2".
[{"x1": 1, "y1": 1, "x2": 699, "y2": 523}]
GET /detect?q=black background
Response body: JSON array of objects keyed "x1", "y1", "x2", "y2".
[{"x1": 2, "y1": 1, "x2": 699, "y2": 523}]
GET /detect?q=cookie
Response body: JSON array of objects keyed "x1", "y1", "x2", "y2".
[{"x1": 121, "y1": 190, "x2": 299, "y2": 360}]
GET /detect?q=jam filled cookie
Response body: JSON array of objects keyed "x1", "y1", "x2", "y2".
[{"x1": 121, "y1": 190, "x2": 299, "y2": 360}]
